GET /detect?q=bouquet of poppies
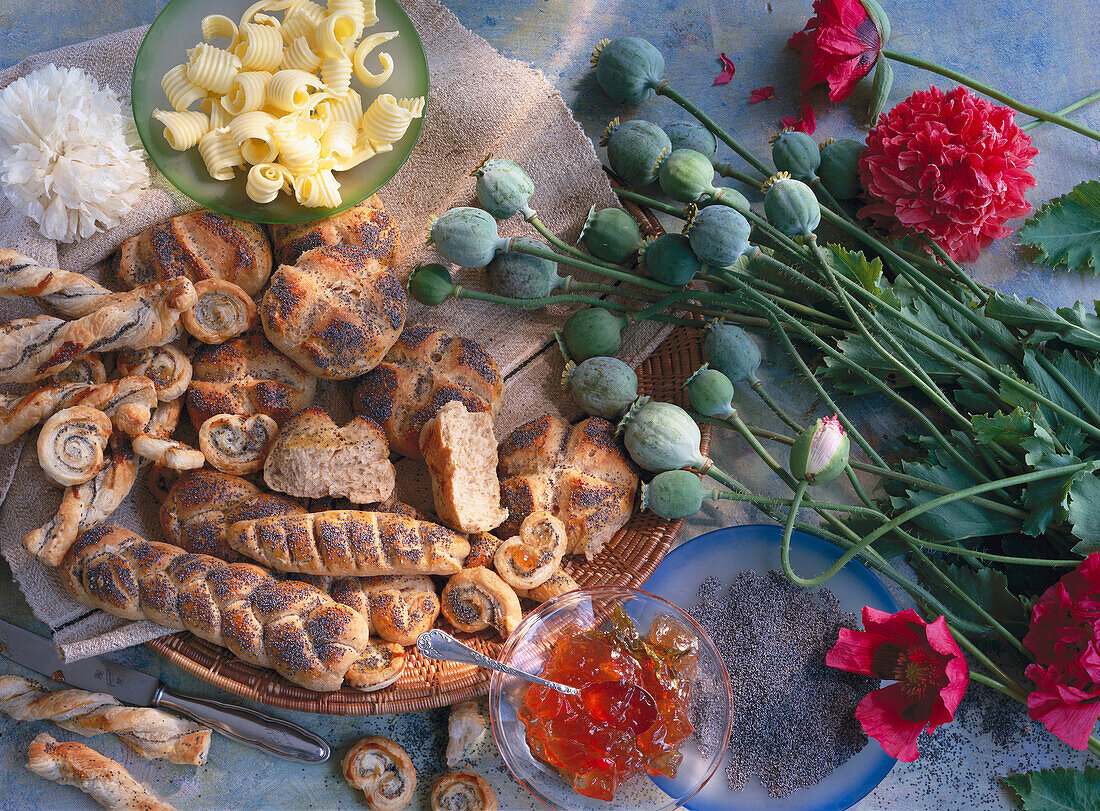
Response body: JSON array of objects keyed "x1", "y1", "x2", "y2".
[{"x1": 411, "y1": 0, "x2": 1100, "y2": 801}]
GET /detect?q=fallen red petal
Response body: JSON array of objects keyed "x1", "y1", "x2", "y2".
[
  {"x1": 713, "y1": 53, "x2": 736, "y2": 85},
  {"x1": 781, "y1": 100, "x2": 816, "y2": 134},
  {"x1": 749, "y1": 86, "x2": 776, "y2": 104}
]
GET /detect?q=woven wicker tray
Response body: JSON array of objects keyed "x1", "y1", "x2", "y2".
[{"x1": 145, "y1": 196, "x2": 712, "y2": 715}]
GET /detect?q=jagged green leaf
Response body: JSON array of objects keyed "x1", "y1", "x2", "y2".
[
  {"x1": 971, "y1": 409, "x2": 1036, "y2": 448},
  {"x1": 1020, "y1": 450, "x2": 1086, "y2": 536},
  {"x1": 824, "y1": 244, "x2": 902, "y2": 307},
  {"x1": 913, "y1": 561, "x2": 1029, "y2": 635},
  {"x1": 985, "y1": 294, "x2": 1100, "y2": 351},
  {"x1": 1002, "y1": 766, "x2": 1100, "y2": 811},
  {"x1": 889, "y1": 457, "x2": 1019, "y2": 542},
  {"x1": 1067, "y1": 472, "x2": 1100, "y2": 555},
  {"x1": 1018, "y1": 178, "x2": 1100, "y2": 274}
]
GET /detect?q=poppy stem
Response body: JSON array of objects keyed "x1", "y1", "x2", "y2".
[
  {"x1": 1020, "y1": 88, "x2": 1100, "y2": 132},
  {"x1": 881, "y1": 49, "x2": 1100, "y2": 143}
]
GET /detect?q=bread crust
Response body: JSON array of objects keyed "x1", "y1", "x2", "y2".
[{"x1": 268, "y1": 197, "x2": 399, "y2": 268}]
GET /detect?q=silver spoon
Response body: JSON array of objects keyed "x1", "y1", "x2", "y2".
[
  {"x1": 417, "y1": 629, "x2": 580, "y2": 695},
  {"x1": 417, "y1": 629, "x2": 660, "y2": 734}
]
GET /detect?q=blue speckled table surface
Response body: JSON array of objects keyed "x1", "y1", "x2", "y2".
[{"x1": 2, "y1": 1, "x2": 1100, "y2": 808}]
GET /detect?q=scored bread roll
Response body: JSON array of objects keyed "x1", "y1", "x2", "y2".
[
  {"x1": 419, "y1": 401, "x2": 507, "y2": 533},
  {"x1": 0, "y1": 675, "x2": 210, "y2": 766},
  {"x1": 227, "y1": 510, "x2": 470, "y2": 577},
  {"x1": 260, "y1": 244, "x2": 407, "y2": 379},
  {"x1": 262, "y1": 408, "x2": 395, "y2": 504},
  {"x1": 118, "y1": 210, "x2": 273, "y2": 296},
  {"x1": 268, "y1": 195, "x2": 399, "y2": 267},
  {"x1": 26, "y1": 733, "x2": 176, "y2": 810}
]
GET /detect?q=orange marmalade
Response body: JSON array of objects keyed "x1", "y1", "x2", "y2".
[{"x1": 518, "y1": 607, "x2": 698, "y2": 801}]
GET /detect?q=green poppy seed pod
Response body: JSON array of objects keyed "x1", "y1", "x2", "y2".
[
  {"x1": 563, "y1": 356, "x2": 639, "y2": 419},
  {"x1": 819, "y1": 139, "x2": 865, "y2": 200},
  {"x1": 580, "y1": 206, "x2": 643, "y2": 263},
  {"x1": 591, "y1": 37, "x2": 665, "y2": 105},
  {"x1": 771, "y1": 130, "x2": 820, "y2": 182},
  {"x1": 473, "y1": 157, "x2": 536, "y2": 220},
  {"x1": 658, "y1": 148, "x2": 725, "y2": 204},
  {"x1": 790, "y1": 415, "x2": 850, "y2": 484},
  {"x1": 641, "y1": 469, "x2": 707, "y2": 520},
  {"x1": 684, "y1": 364, "x2": 737, "y2": 421},
  {"x1": 703, "y1": 322, "x2": 761, "y2": 385},
  {"x1": 602, "y1": 118, "x2": 671, "y2": 187},
  {"x1": 616, "y1": 396, "x2": 708, "y2": 473},
  {"x1": 486, "y1": 236, "x2": 570, "y2": 299},
  {"x1": 407, "y1": 263, "x2": 456, "y2": 306},
  {"x1": 640, "y1": 233, "x2": 703, "y2": 287},
  {"x1": 684, "y1": 205, "x2": 751, "y2": 267},
  {"x1": 665, "y1": 120, "x2": 717, "y2": 158},
  {"x1": 763, "y1": 173, "x2": 821, "y2": 238},
  {"x1": 562, "y1": 307, "x2": 629, "y2": 362},
  {"x1": 429, "y1": 207, "x2": 508, "y2": 268}
]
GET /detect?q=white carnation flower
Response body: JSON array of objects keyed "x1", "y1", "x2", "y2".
[{"x1": 0, "y1": 65, "x2": 150, "y2": 243}]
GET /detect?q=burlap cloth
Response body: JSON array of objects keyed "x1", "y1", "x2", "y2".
[{"x1": 0, "y1": 0, "x2": 670, "y2": 663}]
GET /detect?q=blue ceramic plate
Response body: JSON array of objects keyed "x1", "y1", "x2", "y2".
[{"x1": 642, "y1": 524, "x2": 898, "y2": 811}]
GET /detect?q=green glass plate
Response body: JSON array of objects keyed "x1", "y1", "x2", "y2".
[{"x1": 131, "y1": 0, "x2": 429, "y2": 224}]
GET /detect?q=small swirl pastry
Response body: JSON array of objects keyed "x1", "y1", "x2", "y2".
[
  {"x1": 463, "y1": 532, "x2": 501, "y2": 569},
  {"x1": 181, "y1": 279, "x2": 259, "y2": 344},
  {"x1": 441, "y1": 568, "x2": 521, "y2": 638},
  {"x1": 343, "y1": 640, "x2": 405, "y2": 693},
  {"x1": 50, "y1": 355, "x2": 107, "y2": 386},
  {"x1": 131, "y1": 435, "x2": 206, "y2": 471},
  {"x1": 116, "y1": 345, "x2": 193, "y2": 402},
  {"x1": 146, "y1": 463, "x2": 181, "y2": 502},
  {"x1": 342, "y1": 736, "x2": 417, "y2": 811},
  {"x1": 492, "y1": 511, "x2": 568, "y2": 590},
  {"x1": 513, "y1": 569, "x2": 580, "y2": 604},
  {"x1": 363, "y1": 575, "x2": 441, "y2": 646},
  {"x1": 431, "y1": 772, "x2": 497, "y2": 811},
  {"x1": 446, "y1": 701, "x2": 486, "y2": 767},
  {"x1": 198, "y1": 413, "x2": 278, "y2": 475},
  {"x1": 37, "y1": 407, "x2": 113, "y2": 487}
]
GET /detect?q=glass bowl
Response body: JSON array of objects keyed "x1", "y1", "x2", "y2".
[
  {"x1": 131, "y1": 0, "x2": 429, "y2": 224},
  {"x1": 489, "y1": 587, "x2": 734, "y2": 811}
]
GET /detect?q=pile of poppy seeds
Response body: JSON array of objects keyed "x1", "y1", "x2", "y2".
[{"x1": 688, "y1": 571, "x2": 877, "y2": 798}]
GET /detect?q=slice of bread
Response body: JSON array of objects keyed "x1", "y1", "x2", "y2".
[
  {"x1": 263, "y1": 407, "x2": 395, "y2": 503},
  {"x1": 419, "y1": 401, "x2": 508, "y2": 533}
]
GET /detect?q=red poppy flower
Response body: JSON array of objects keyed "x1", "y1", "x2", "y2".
[
  {"x1": 714, "y1": 53, "x2": 736, "y2": 85},
  {"x1": 857, "y1": 85, "x2": 1038, "y2": 261},
  {"x1": 826, "y1": 606, "x2": 969, "y2": 762},
  {"x1": 788, "y1": 0, "x2": 885, "y2": 102},
  {"x1": 750, "y1": 86, "x2": 776, "y2": 104},
  {"x1": 1022, "y1": 553, "x2": 1100, "y2": 749}
]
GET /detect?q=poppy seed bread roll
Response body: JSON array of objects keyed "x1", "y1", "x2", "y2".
[
  {"x1": 227, "y1": 510, "x2": 470, "y2": 577},
  {"x1": 268, "y1": 195, "x2": 399, "y2": 267},
  {"x1": 260, "y1": 244, "x2": 407, "y2": 380}
]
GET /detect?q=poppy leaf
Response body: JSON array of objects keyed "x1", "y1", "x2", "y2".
[
  {"x1": 1018, "y1": 179, "x2": 1100, "y2": 275},
  {"x1": 1002, "y1": 766, "x2": 1100, "y2": 811}
]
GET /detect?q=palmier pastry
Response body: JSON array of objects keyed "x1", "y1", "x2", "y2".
[
  {"x1": 353, "y1": 327, "x2": 503, "y2": 459},
  {"x1": 440, "y1": 567, "x2": 521, "y2": 638},
  {"x1": 262, "y1": 408, "x2": 395, "y2": 503},
  {"x1": 186, "y1": 332, "x2": 316, "y2": 428},
  {"x1": 161, "y1": 469, "x2": 304, "y2": 561},
  {"x1": 361, "y1": 575, "x2": 440, "y2": 646},
  {"x1": 116, "y1": 345, "x2": 193, "y2": 402},
  {"x1": 431, "y1": 772, "x2": 497, "y2": 811},
  {"x1": 199, "y1": 413, "x2": 278, "y2": 475},
  {"x1": 493, "y1": 511, "x2": 568, "y2": 590},
  {"x1": 498, "y1": 415, "x2": 638, "y2": 559},
  {"x1": 50, "y1": 355, "x2": 107, "y2": 386},
  {"x1": 268, "y1": 196, "x2": 399, "y2": 267},
  {"x1": 260, "y1": 244, "x2": 406, "y2": 379},
  {"x1": 37, "y1": 406, "x2": 113, "y2": 487},
  {"x1": 181, "y1": 279, "x2": 258, "y2": 344},
  {"x1": 342, "y1": 640, "x2": 405, "y2": 692},
  {"x1": 514, "y1": 569, "x2": 580, "y2": 603},
  {"x1": 117, "y1": 210, "x2": 273, "y2": 296},
  {"x1": 341, "y1": 736, "x2": 416, "y2": 811},
  {"x1": 445, "y1": 701, "x2": 486, "y2": 767}
]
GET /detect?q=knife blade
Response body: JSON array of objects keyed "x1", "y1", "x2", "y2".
[{"x1": 0, "y1": 620, "x2": 330, "y2": 763}]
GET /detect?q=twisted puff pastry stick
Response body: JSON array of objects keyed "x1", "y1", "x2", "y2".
[
  {"x1": 0, "y1": 675, "x2": 210, "y2": 766},
  {"x1": 0, "y1": 276, "x2": 196, "y2": 383},
  {"x1": 26, "y1": 732, "x2": 176, "y2": 810},
  {"x1": 0, "y1": 376, "x2": 157, "y2": 444},
  {"x1": 23, "y1": 400, "x2": 180, "y2": 567},
  {"x1": 0, "y1": 250, "x2": 114, "y2": 318}
]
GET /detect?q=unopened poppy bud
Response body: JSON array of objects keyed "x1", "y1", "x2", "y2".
[
  {"x1": 790, "y1": 415, "x2": 849, "y2": 484},
  {"x1": 407, "y1": 263, "x2": 456, "y2": 306}
]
